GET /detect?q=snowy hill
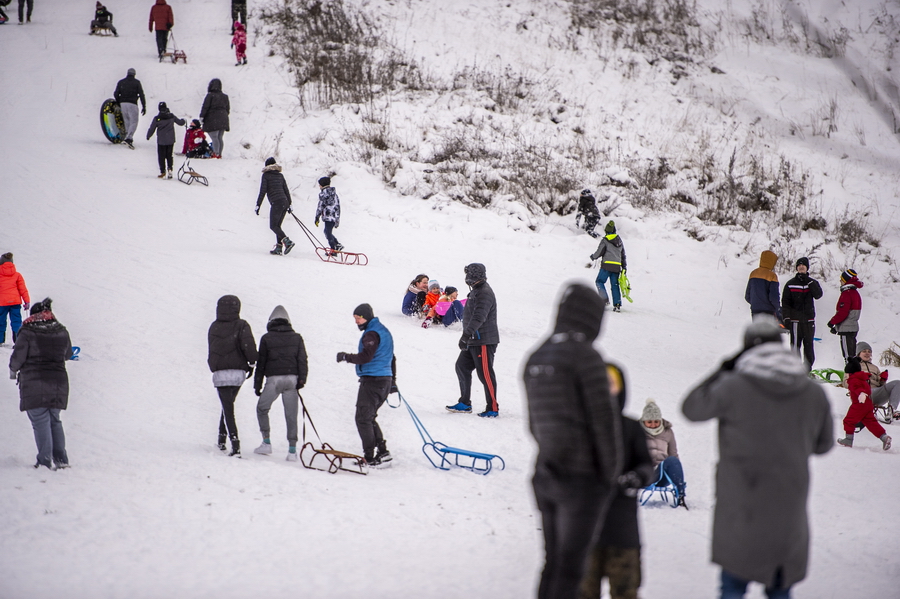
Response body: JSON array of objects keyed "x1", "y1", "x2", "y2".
[{"x1": 0, "y1": 0, "x2": 898, "y2": 597}]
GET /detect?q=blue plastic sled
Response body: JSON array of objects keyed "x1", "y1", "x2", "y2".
[
  {"x1": 389, "y1": 393, "x2": 505, "y2": 475},
  {"x1": 639, "y1": 463, "x2": 682, "y2": 508},
  {"x1": 69, "y1": 346, "x2": 80, "y2": 361}
]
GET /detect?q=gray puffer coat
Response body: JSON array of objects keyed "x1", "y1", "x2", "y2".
[
  {"x1": 146, "y1": 109, "x2": 185, "y2": 145},
  {"x1": 9, "y1": 313, "x2": 73, "y2": 412},
  {"x1": 682, "y1": 343, "x2": 833, "y2": 589}
]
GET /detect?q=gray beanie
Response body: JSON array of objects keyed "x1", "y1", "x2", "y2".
[
  {"x1": 641, "y1": 399, "x2": 663, "y2": 422},
  {"x1": 268, "y1": 305, "x2": 291, "y2": 323},
  {"x1": 743, "y1": 314, "x2": 783, "y2": 349},
  {"x1": 856, "y1": 342, "x2": 872, "y2": 355},
  {"x1": 127, "y1": 67, "x2": 136, "y2": 76}
]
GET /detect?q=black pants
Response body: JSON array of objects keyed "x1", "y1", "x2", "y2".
[
  {"x1": 355, "y1": 376, "x2": 391, "y2": 459},
  {"x1": 156, "y1": 144, "x2": 174, "y2": 174},
  {"x1": 455, "y1": 344, "x2": 498, "y2": 412},
  {"x1": 231, "y1": 2, "x2": 246, "y2": 29},
  {"x1": 787, "y1": 319, "x2": 816, "y2": 369},
  {"x1": 155, "y1": 29, "x2": 169, "y2": 56},
  {"x1": 18, "y1": 0, "x2": 32, "y2": 22},
  {"x1": 269, "y1": 203, "x2": 288, "y2": 243},
  {"x1": 533, "y1": 465, "x2": 614, "y2": 599},
  {"x1": 839, "y1": 332, "x2": 857, "y2": 363},
  {"x1": 217, "y1": 386, "x2": 240, "y2": 440}
]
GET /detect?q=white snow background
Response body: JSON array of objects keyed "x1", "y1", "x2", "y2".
[{"x1": 1, "y1": 0, "x2": 899, "y2": 597}]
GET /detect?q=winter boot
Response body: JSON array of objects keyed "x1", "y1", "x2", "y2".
[
  {"x1": 270, "y1": 243, "x2": 283, "y2": 256},
  {"x1": 445, "y1": 402, "x2": 472, "y2": 413},
  {"x1": 254, "y1": 440, "x2": 273, "y2": 455},
  {"x1": 243, "y1": 57, "x2": 248, "y2": 65},
  {"x1": 375, "y1": 443, "x2": 392, "y2": 464},
  {"x1": 217, "y1": 434, "x2": 227, "y2": 452},
  {"x1": 882, "y1": 435, "x2": 892, "y2": 451},
  {"x1": 334, "y1": 243, "x2": 344, "y2": 252},
  {"x1": 837, "y1": 435, "x2": 853, "y2": 448},
  {"x1": 229, "y1": 437, "x2": 241, "y2": 458},
  {"x1": 282, "y1": 237, "x2": 296, "y2": 255},
  {"x1": 158, "y1": 172, "x2": 166, "y2": 179},
  {"x1": 613, "y1": 304, "x2": 622, "y2": 312}
]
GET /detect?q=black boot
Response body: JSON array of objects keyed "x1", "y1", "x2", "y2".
[
  {"x1": 228, "y1": 436, "x2": 241, "y2": 457},
  {"x1": 217, "y1": 434, "x2": 227, "y2": 451}
]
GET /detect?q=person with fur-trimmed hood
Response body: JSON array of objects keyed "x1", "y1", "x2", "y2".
[
  {"x1": 837, "y1": 356, "x2": 891, "y2": 451},
  {"x1": 255, "y1": 157, "x2": 296, "y2": 256},
  {"x1": 523, "y1": 282, "x2": 623, "y2": 599},
  {"x1": 682, "y1": 315, "x2": 832, "y2": 598},
  {"x1": 0, "y1": 252, "x2": 30, "y2": 346},
  {"x1": 781, "y1": 256, "x2": 823, "y2": 369},
  {"x1": 207, "y1": 295, "x2": 258, "y2": 457},
  {"x1": 745, "y1": 250, "x2": 782, "y2": 321},
  {"x1": 575, "y1": 189, "x2": 603, "y2": 238},
  {"x1": 252, "y1": 305, "x2": 308, "y2": 461},
  {"x1": 827, "y1": 268, "x2": 863, "y2": 362},
  {"x1": 315, "y1": 176, "x2": 343, "y2": 252},
  {"x1": 590, "y1": 220, "x2": 627, "y2": 311},
  {"x1": 9, "y1": 298, "x2": 74, "y2": 470}
]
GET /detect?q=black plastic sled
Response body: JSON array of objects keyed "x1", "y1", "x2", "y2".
[{"x1": 100, "y1": 98, "x2": 125, "y2": 144}]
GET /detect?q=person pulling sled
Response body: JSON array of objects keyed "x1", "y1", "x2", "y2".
[{"x1": 255, "y1": 157, "x2": 295, "y2": 255}]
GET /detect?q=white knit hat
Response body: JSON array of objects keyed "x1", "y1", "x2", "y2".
[{"x1": 641, "y1": 399, "x2": 663, "y2": 422}]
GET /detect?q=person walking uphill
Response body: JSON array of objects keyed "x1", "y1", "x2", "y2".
[
  {"x1": 523, "y1": 283, "x2": 623, "y2": 599},
  {"x1": 590, "y1": 220, "x2": 626, "y2": 312},
  {"x1": 315, "y1": 177, "x2": 343, "y2": 252},
  {"x1": 255, "y1": 157, "x2": 296, "y2": 255},
  {"x1": 207, "y1": 295, "x2": 258, "y2": 457},
  {"x1": 199, "y1": 78, "x2": 230, "y2": 158},
  {"x1": 253, "y1": 305, "x2": 308, "y2": 461},
  {"x1": 781, "y1": 257, "x2": 823, "y2": 369},
  {"x1": 9, "y1": 299, "x2": 74, "y2": 470},
  {"x1": 745, "y1": 250, "x2": 782, "y2": 321},
  {"x1": 827, "y1": 268, "x2": 864, "y2": 363},
  {"x1": 146, "y1": 101, "x2": 185, "y2": 179},
  {"x1": 682, "y1": 316, "x2": 833, "y2": 599},
  {"x1": 446, "y1": 263, "x2": 500, "y2": 417},
  {"x1": 0, "y1": 252, "x2": 30, "y2": 346},
  {"x1": 836, "y1": 356, "x2": 891, "y2": 451},
  {"x1": 149, "y1": 0, "x2": 174, "y2": 59},
  {"x1": 113, "y1": 68, "x2": 146, "y2": 149},
  {"x1": 336, "y1": 303, "x2": 396, "y2": 468}
]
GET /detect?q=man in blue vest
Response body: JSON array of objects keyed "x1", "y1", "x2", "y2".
[{"x1": 337, "y1": 303, "x2": 396, "y2": 468}]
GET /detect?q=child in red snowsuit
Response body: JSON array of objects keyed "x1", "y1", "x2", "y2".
[
  {"x1": 231, "y1": 21, "x2": 247, "y2": 66},
  {"x1": 838, "y1": 357, "x2": 891, "y2": 450},
  {"x1": 181, "y1": 119, "x2": 211, "y2": 158}
]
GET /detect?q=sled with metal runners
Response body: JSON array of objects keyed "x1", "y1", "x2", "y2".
[
  {"x1": 177, "y1": 157, "x2": 208, "y2": 186},
  {"x1": 298, "y1": 395, "x2": 367, "y2": 475},
  {"x1": 288, "y1": 211, "x2": 368, "y2": 266},
  {"x1": 388, "y1": 392, "x2": 505, "y2": 475},
  {"x1": 159, "y1": 32, "x2": 187, "y2": 63}
]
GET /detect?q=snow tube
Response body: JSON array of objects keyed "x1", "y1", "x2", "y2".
[{"x1": 100, "y1": 98, "x2": 124, "y2": 143}]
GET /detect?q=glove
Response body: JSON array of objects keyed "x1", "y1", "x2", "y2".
[
  {"x1": 390, "y1": 382, "x2": 399, "y2": 394},
  {"x1": 141, "y1": 106, "x2": 146, "y2": 116},
  {"x1": 146, "y1": 135, "x2": 151, "y2": 141},
  {"x1": 829, "y1": 324, "x2": 837, "y2": 335},
  {"x1": 296, "y1": 381, "x2": 305, "y2": 390},
  {"x1": 315, "y1": 220, "x2": 320, "y2": 227},
  {"x1": 9, "y1": 368, "x2": 16, "y2": 380},
  {"x1": 721, "y1": 350, "x2": 744, "y2": 371},
  {"x1": 618, "y1": 471, "x2": 644, "y2": 489},
  {"x1": 881, "y1": 370, "x2": 889, "y2": 381},
  {"x1": 458, "y1": 335, "x2": 469, "y2": 351},
  {"x1": 334, "y1": 221, "x2": 339, "y2": 228},
  {"x1": 859, "y1": 392, "x2": 869, "y2": 403},
  {"x1": 336, "y1": 352, "x2": 348, "y2": 363},
  {"x1": 23, "y1": 302, "x2": 29, "y2": 311},
  {"x1": 246, "y1": 366, "x2": 254, "y2": 380},
  {"x1": 255, "y1": 206, "x2": 260, "y2": 215},
  {"x1": 421, "y1": 317, "x2": 432, "y2": 329},
  {"x1": 287, "y1": 206, "x2": 293, "y2": 214},
  {"x1": 254, "y1": 387, "x2": 262, "y2": 397}
]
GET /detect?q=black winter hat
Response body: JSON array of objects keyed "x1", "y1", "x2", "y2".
[
  {"x1": 464, "y1": 263, "x2": 486, "y2": 286},
  {"x1": 353, "y1": 303, "x2": 374, "y2": 322},
  {"x1": 265, "y1": 157, "x2": 276, "y2": 166},
  {"x1": 318, "y1": 176, "x2": 331, "y2": 187},
  {"x1": 31, "y1": 297, "x2": 52, "y2": 315},
  {"x1": 0, "y1": 252, "x2": 12, "y2": 265},
  {"x1": 158, "y1": 101, "x2": 167, "y2": 111},
  {"x1": 444, "y1": 286, "x2": 458, "y2": 296},
  {"x1": 845, "y1": 356, "x2": 862, "y2": 374},
  {"x1": 191, "y1": 119, "x2": 201, "y2": 128},
  {"x1": 580, "y1": 188, "x2": 593, "y2": 197},
  {"x1": 796, "y1": 257, "x2": 810, "y2": 270}
]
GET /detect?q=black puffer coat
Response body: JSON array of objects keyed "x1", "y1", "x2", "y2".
[
  {"x1": 461, "y1": 263, "x2": 499, "y2": 346},
  {"x1": 523, "y1": 283, "x2": 622, "y2": 482},
  {"x1": 254, "y1": 319, "x2": 308, "y2": 392},
  {"x1": 200, "y1": 78, "x2": 230, "y2": 132},
  {"x1": 256, "y1": 165, "x2": 292, "y2": 208},
  {"x1": 9, "y1": 313, "x2": 73, "y2": 412},
  {"x1": 207, "y1": 295, "x2": 258, "y2": 372}
]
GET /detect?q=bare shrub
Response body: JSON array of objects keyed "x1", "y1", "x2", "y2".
[{"x1": 880, "y1": 343, "x2": 900, "y2": 367}]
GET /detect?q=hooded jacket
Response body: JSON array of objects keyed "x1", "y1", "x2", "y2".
[
  {"x1": 682, "y1": 342, "x2": 832, "y2": 589},
  {"x1": 315, "y1": 186, "x2": 341, "y2": 224},
  {"x1": 200, "y1": 79, "x2": 230, "y2": 132},
  {"x1": 590, "y1": 234, "x2": 626, "y2": 272},
  {"x1": 524, "y1": 283, "x2": 623, "y2": 483},
  {"x1": 9, "y1": 311, "x2": 73, "y2": 412},
  {"x1": 461, "y1": 263, "x2": 498, "y2": 346},
  {"x1": 149, "y1": 0, "x2": 173, "y2": 32},
  {"x1": 207, "y1": 295, "x2": 258, "y2": 373},
  {"x1": 256, "y1": 164, "x2": 292, "y2": 208},
  {"x1": 254, "y1": 314, "x2": 308, "y2": 392},
  {"x1": 827, "y1": 276, "x2": 863, "y2": 333},
  {"x1": 0, "y1": 261, "x2": 30, "y2": 307},
  {"x1": 146, "y1": 108, "x2": 185, "y2": 146},
  {"x1": 745, "y1": 250, "x2": 782, "y2": 320}
]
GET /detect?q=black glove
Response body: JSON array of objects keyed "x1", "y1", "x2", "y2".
[
  {"x1": 829, "y1": 324, "x2": 837, "y2": 335},
  {"x1": 458, "y1": 335, "x2": 469, "y2": 351},
  {"x1": 287, "y1": 206, "x2": 293, "y2": 214},
  {"x1": 255, "y1": 205, "x2": 260, "y2": 215},
  {"x1": 390, "y1": 380, "x2": 399, "y2": 394},
  {"x1": 141, "y1": 106, "x2": 146, "y2": 116},
  {"x1": 618, "y1": 471, "x2": 644, "y2": 489},
  {"x1": 721, "y1": 350, "x2": 745, "y2": 371},
  {"x1": 296, "y1": 381, "x2": 305, "y2": 390},
  {"x1": 336, "y1": 352, "x2": 348, "y2": 363},
  {"x1": 254, "y1": 387, "x2": 262, "y2": 397},
  {"x1": 246, "y1": 366, "x2": 254, "y2": 380}
]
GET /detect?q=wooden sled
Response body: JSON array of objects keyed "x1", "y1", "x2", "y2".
[
  {"x1": 298, "y1": 395, "x2": 367, "y2": 475},
  {"x1": 90, "y1": 24, "x2": 115, "y2": 36},
  {"x1": 159, "y1": 50, "x2": 187, "y2": 64},
  {"x1": 177, "y1": 158, "x2": 208, "y2": 186}
]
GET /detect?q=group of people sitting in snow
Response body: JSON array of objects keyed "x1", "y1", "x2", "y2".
[{"x1": 401, "y1": 274, "x2": 465, "y2": 328}]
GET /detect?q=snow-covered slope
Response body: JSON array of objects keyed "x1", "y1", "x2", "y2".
[{"x1": 0, "y1": 1, "x2": 897, "y2": 597}]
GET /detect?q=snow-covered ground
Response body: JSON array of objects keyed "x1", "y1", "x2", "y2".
[{"x1": 0, "y1": 0, "x2": 898, "y2": 597}]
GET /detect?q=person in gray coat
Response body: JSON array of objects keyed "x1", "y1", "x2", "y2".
[
  {"x1": 524, "y1": 282, "x2": 623, "y2": 599},
  {"x1": 446, "y1": 263, "x2": 500, "y2": 417},
  {"x1": 590, "y1": 220, "x2": 627, "y2": 312},
  {"x1": 682, "y1": 315, "x2": 833, "y2": 599},
  {"x1": 200, "y1": 78, "x2": 230, "y2": 158},
  {"x1": 146, "y1": 101, "x2": 185, "y2": 179},
  {"x1": 9, "y1": 298, "x2": 74, "y2": 470}
]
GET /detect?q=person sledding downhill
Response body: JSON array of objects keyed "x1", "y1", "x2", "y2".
[
  {"x1": 315, "y1": 177, "x2": 343, "y2": 254},
  {"x1": 838, "y1": 357, "x2": 891, "y2": 451},
  {"x1": 91, "y1": 2, "x2": 117, "y2": 36},
  {"x1": 590, "y1": 220, "x2": 627, "y2": 312},
  {"x1": 231, "y1": 21, "x2": 247, "y2": 66},
  {"x1": 255, "y1": 157, "x2": 295, "y2": 255}
]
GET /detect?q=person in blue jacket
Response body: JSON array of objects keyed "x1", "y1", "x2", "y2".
[
  {"x1": 745, "y1": 250, "x2": 782, "y2": 321},
  {"x1": 336, "y1": 304, "x2": 397, "y2": 468}
]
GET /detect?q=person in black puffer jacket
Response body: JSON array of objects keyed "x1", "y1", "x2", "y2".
[
  {"x1": 252, "y1": 305, "x2": 308, "y2": 460},
  {"x1": 200, "y1": 78, "x2": 230, "y2": 158},
  {"x1": 146, "y1": 101, "x2": 185, "y2": 179},
  {"x1": 523, "y1": 282, "x2": 623, "y2": 599},
  {"x1": 255, "y1": 157, "x2": 295, "y2": 255},
  {"x1": 446, "y1": 262, "x2": 500, "y2": 417},
  {"x1": 207, "y1": 295, "x2": 258, "y2": 457},
  {"x1": 780, "y1": 256, "x2": 823, "y2": 370},
  {"x1": 9, "y1": 298, "x2": 74, "y2": 470}
]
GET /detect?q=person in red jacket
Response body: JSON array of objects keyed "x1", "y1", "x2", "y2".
[
  {"x1": 181, "y1": 119, "x2": 211, "y2": 158},
  {"x1": 149, "y1": 0, "x2": 174, "y2": 59},
  {"x1": 827, "y1": 269, "x2": 863, "y2": 362},
  {"x1": 0, "y1": 252, "x2": 30, "y2": 346},
  {"x1": 838, "y1": 357, "x2": 891, "y2": 450},
  {"x1": 231, "y1": 21, "x2": 247, "y2": 66}
]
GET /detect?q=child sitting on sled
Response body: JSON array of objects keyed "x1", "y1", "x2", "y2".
[
  {"x1": 231, "y1": 21, "x2": 247, "y2": 66},
  {"x1": 182, "y1": 119, "x2": 212, "y2": 158}
]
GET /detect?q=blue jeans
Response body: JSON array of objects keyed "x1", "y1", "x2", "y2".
[
  {"x1": 721, "y1": 569, "x2": 791, "y2": 599},
  {"x1": 595, "y1": 269, "x2": 621, "y2": 305},
  {"x1": 323, "y1": 221, "x2": 340, "y2": 249},
  {"x1": 0, "y1": 304, "x2": 23, "y2": 344},
  {"x1": 27, "y1": 408, "x2": 68, "y2": 468},
  {"x1": 656, "y1": 456, "x2": 685, "y2": 495}
]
